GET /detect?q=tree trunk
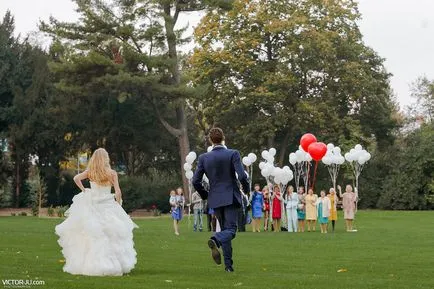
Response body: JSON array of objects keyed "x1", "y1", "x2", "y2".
[
  {"x1": 278, "y1": 129, "x2": 292, "y2": 166},
  {"x1": 163, "y1": 4, "x2": 191, "y2": 201},
  {"x1": 15, "y1": 163, "x2": 20, "y2": 208}
]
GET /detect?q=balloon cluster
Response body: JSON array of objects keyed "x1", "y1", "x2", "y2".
[
  {"x1": 258, "y1": 148, "x2": 277, "y2": 178},
  {"x1": 322, "y1": 144, "x2": 345, "y2": 165},
  {"x1": 344, "y1": 144, "x2": 371, "y2": 165},
  {"x1": 259, "y1": 148, "x2": 293, "y2": 185},
  {"x1": 183, "y1": 151, "x2": 197, "y2": 180},
  {"x1": 242, "y1": 153, "x2": 257, "y2": 167},
  {"x1": 289, "y1": 147, "x2": 312, "y2": 165},
  {"x1": 320, "y1": 143, "x2": 344, "y2": 189}
]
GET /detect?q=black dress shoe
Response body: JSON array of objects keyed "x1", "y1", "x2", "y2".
[
  {"x1": 207, "y1": 239, "x2": 221, "y2": 265},
  {"x1": 225, "y1": 266, "x2": 234, "y2": 272}
]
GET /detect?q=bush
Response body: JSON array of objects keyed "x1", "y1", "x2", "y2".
[
  {"x1": 31, "y1": 206, "x2": 38, "y2": 216},
  {"x1": 47, "y1": 206, "x2": 55, "y2": 217},
  {"x1": 20, "y1": 212, "x2": 27, "y2": 216},
  {"x1": 56, "y1": 206, "x2": 69, "y2": 217},
  {"x1": 120, "y1": 169, "x2": 181, "y2": 213},
  {"x1": 10, "y1": 213, "x2": 15, "y2": 216}
]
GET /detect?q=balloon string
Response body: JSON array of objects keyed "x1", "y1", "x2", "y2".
[{"x1": 311, "y1": 161, "x2": 319, "y2": 192}]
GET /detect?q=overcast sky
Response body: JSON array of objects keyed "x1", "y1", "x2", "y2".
[{"x1": 1, "y1": 0, "x2": 433, "y2": 109}]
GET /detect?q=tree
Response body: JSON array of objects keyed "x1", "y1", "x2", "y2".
[
  {"x1": 190, "y1": 0, "x2": 398, "y2": 164},
  {"x1": 377, "y1": 122, "x2": 434, "y2": 209},
  {"x1": 409, "y1": 76, "x2": 434, "y2": 122},
  {"x1": 40, "y1": 0, "x2": 231, "y2": 196}
]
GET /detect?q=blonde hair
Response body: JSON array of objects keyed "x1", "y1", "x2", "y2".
[{"x1": 87, "y1": 148, "x2": 112, "y2": 185}]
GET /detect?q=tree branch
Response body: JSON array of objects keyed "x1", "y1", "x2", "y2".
[{"x1": 148, "y1": 95, "x2": 182, "y2": 137}]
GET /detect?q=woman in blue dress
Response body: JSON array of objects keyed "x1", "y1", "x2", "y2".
[{"x1": 249, "y1": 184, "x2": 264, "y2": 232}]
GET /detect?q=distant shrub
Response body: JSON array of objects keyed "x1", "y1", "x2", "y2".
[
  {"x1": 56, "y1": 206, "x2": 69, "y2": 217},
  {"x1": 47, "y1": 206, "x2": 55, "y2": 217},
  {"x1": 20, "y1": 212, "x2": 27, "y2": 216},
  {"x1": 120, "y1": 169, "x2": 180, "y2": 213}
]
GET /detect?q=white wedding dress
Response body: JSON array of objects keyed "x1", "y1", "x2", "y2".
[{"x1": 55, "y1": 182, "x2": 138, "y2": 276}]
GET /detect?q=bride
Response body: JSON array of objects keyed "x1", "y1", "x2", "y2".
[{"x1": 55, "y1": 148, "x2": 138, "y2": 276}]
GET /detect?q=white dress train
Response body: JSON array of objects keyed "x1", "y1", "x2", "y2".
[{"x1": 55, "y1": 182, "x2": 138, "y2": 276}]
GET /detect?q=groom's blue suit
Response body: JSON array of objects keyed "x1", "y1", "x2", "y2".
[{"x1": 193, "y1": 145, "x2": 249, "y2": 268}]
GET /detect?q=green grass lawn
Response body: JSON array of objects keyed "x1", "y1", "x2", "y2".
[{"x1": 0, "y1": 211, "x2": 433, "y2": 289}]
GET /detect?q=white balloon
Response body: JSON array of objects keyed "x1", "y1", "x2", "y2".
[
  {"x1": 289, "y1": 153, "x2": 297, "y2": 165},
  {"x1": 283, "y1": 166, "x2": 291, "y2": 172},
  {"x1": 306, "y1": 153, "x2": 312, "y2": 162},
  {"x1": 207, "y1": 146, "x2": 213, "y2": 152},
  {"x1": 345, "y1": 152, "x2": 352, "y2": 162},
  {"x1": 332, "y1": 147, "x2": 341, "y2": 155},
  {"x1": 295, "y1": 150, "x2": 304, "y2": 161},
  {"x1": 350, "y1": 149, "x2": 356, "y2": 155},
  {"x1": 183, "y1": 163, "x2": 192, "y2": 171},
  {"x1": 261, "y1": 150, "x2": 269, "y2": 160},
  {"x1": 327, "y1": 143, "x2": 335, "y2": 150},
  {"x1": 190, "y1": 151, "x2": 197, "y2": 161},
  {"x1": 338, "y1": 156, "x2": 345, "y2": 165},
  {"x1": 322, "y1": 156, "x2": 331, "y2": 165},
  {"x1": 242, "y1": 156, "x2": 251, "y2": 166},
  {"x1": 248, "y1": 153, "x2": 257, "y2": 163},
  {"x1": 265, "y1": 163, "x2": 274, "y2": 171},
  {"x1": 274, "y1": 176, "x2": 281, "y2": 185},
  {"x1": 263, "y1": 164, "x2": 273, "y2": 177},
  {"x1": 269, "y1": 148, "x2": 277, "y2": 157},
  {"x1": 261, "y1": 169, "x2": 268, "y2": 178},
  {"x1": 365, "y1": 152, "x2": 371, "y2": 161},
  {"x1": 299, "y1": 145, "x2": 305, "y2": 152},
  {"x1": 259, "y1": 162, "x2": 266, "y2": 170},
  {"x1": 358, "y1": 158, "x2": 367, "y2": 165},
  {"x1": 272, "y1": 167, "x2": 280, "y2": 177},
  {"x1": 185, "y1": 171, "x2": 194, "y2": 179},
  {"x1": 355, "y1": 144, "x2": 363, "y2": 151},
  {"x1": 186, "y1": 155, "x2": 195, "y2": 164},
  {"x1": 267, "y1": 156, "x2": 275, "y2": 164},
  {"x1": 353, "y1": 150, "x2": 363, "y2": 160}
]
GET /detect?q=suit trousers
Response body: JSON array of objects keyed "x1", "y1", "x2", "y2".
[{"x1": 213, "y1": 204, "x2": 238, "y2": 267}]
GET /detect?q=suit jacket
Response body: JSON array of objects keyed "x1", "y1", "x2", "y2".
[{"x1": 193, "y1": 146, "x2": 249, "y2": 209}]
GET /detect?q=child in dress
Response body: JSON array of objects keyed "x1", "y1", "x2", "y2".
[
  {"x1": 263, "y1": 186, "x2": 270, "y2": 231},
  {"x1": 169, "y1": 188, "x2": 185, "y2": 235}
]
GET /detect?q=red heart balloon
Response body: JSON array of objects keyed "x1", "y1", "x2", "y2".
[
  {"x1": 308, "y1": 142, "x2": 327, "y2": 161},
  {"x1": 300, "y1": 133, "x2": 317, "y2": 152}
]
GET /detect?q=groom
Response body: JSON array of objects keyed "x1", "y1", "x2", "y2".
[{"x1": 193, "y1": 128, "x2": 249, "y2": 272}]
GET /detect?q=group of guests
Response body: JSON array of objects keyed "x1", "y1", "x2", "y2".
[
  {"x1": 249, "y1": 184, "x2": 358, "y2": 233},
  {"x1": 169, "y1": 183, "x2": 358, "y2": 235}
]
